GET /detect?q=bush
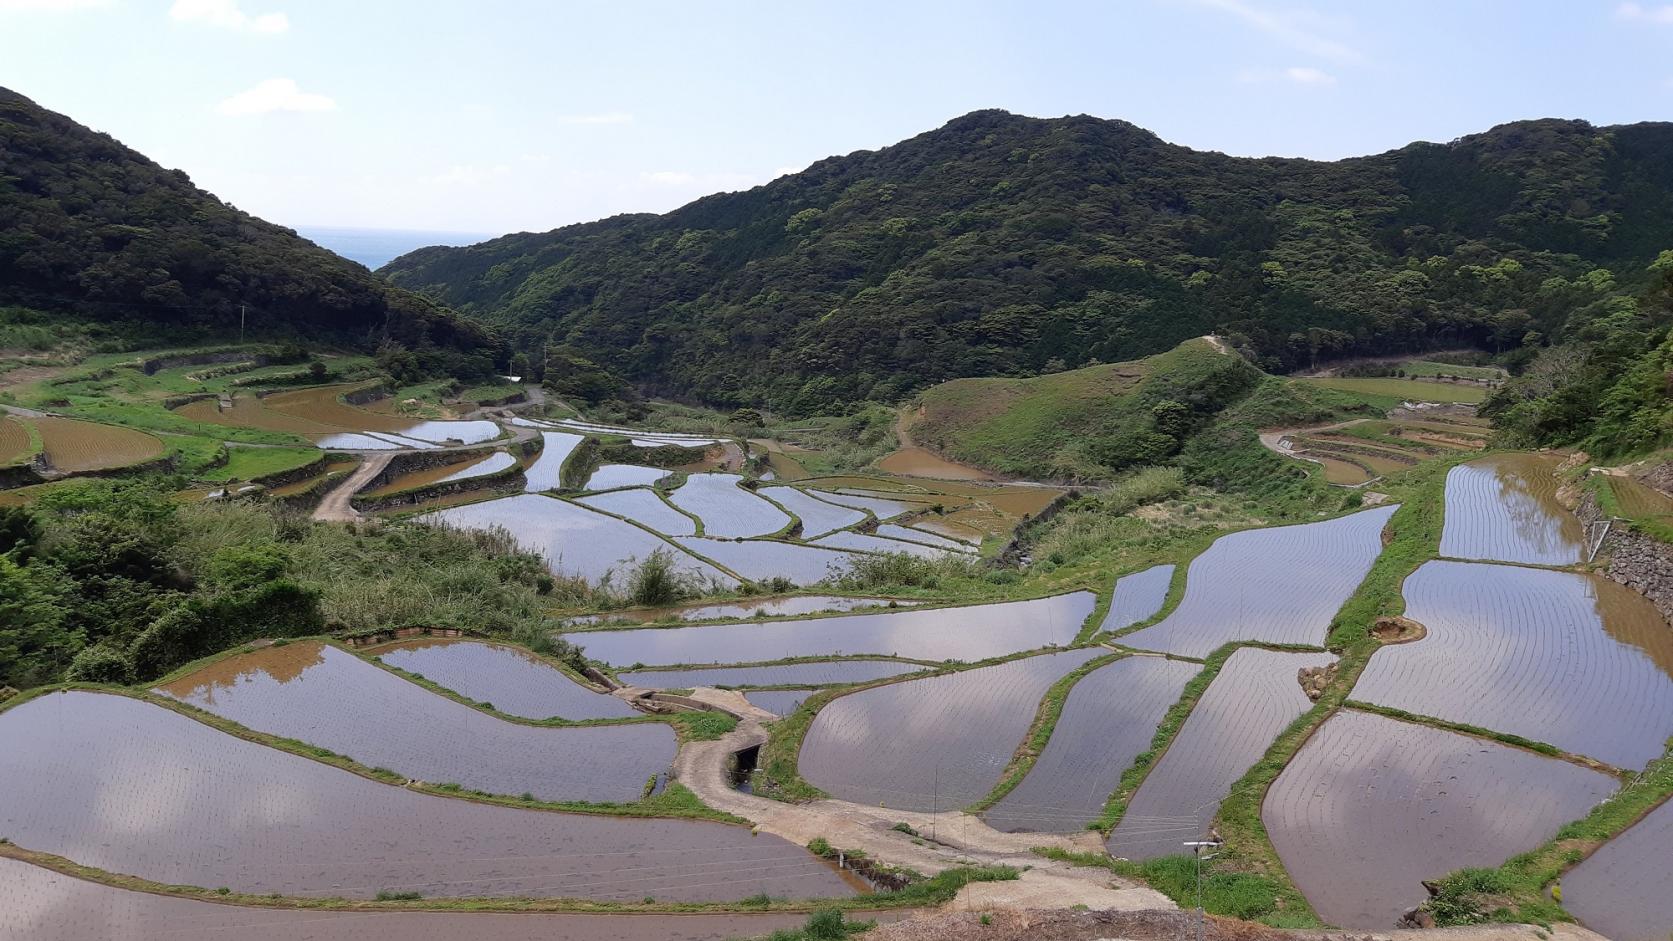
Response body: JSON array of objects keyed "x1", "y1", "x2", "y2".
[
  {"x1": 626, "y1": 549, "x2": 687, "y2": 606},
  {"x1": 65, "y1": 645, "x2": 133, "y2": 684}
]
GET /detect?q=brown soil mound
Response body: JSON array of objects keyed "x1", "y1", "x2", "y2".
[{"x1": 1371, "y1": 616, "x2": 1426, "y2": 644}]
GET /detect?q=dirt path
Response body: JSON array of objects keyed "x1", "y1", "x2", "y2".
[
  {"x1": 672, "y1": 714, "x2": 1174, "y2": 913},
  {"x1": 311, "y1": 451, "x2": 392, "y2": 522},
  {"x1": 860, "y1": 908, "x2": 1607, "y2": 941},
  {"x1": 1258, "y1": 419, "x2": 1372, "y2": 456}
]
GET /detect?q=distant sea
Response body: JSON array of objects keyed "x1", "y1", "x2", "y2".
[{"x1": 297, "y1": 226, "x2": 495, "y2": 270}]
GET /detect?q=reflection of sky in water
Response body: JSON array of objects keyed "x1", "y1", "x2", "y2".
[
  {"x1": 673, "y1": 537, "x2": 855, "y2": 584},
  {"x1": 577, "y1": 488, "x2": 697, "y2": 536},
  {"x1": 1438, "y1": 457, "x2": 1583, "y2": 565},
  {"x1": 437, "y1": 450, "x2": 516, "y2": 482},
  {"x1": 668, "y1": 474, "x2": 790, "y2": 537},
  {"x1": 1101, "y1": 563, "x2": 1175, "y2": 632},
  {"x1": 523, "y1": 431, "x2": 582, "y2": 490},
  {"x1": 585, "y1": 464, "x2": 670, "y2": 490},
  {"x1": 569, "y1": 591, "x2": 1095, "y2": 665}
]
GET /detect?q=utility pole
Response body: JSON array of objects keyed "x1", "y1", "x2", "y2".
[
  {"x1": 239, "y1": 304, "x2": 247, "y2": 345},
  {"x1": 1183, "y1": 839, "x2": 1222, "y2": 941}
]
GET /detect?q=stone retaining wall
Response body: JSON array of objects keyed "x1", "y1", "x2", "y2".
[{"x1": 1578, "y1": 489, "x2": 1673, "y2": 623}]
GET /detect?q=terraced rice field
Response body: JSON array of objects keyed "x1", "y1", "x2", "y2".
[
  {"x1": 620, "y1": 660, "x2": 925, "y2": 689},
  {"x1": 874, "y1": 524, "x2": 975, "y2": 552},
  {"x1": 758, "y1": 486, "x2": 867, "y2": 537},
  {"x1": 372, "y1": 638, "x2": 641, "y2": 720},
  {"x1": 1264, "y1": 710, "x2": 1616, "y2": 929},
  {"x1": 578, "y1": 488, "x2": 697, "y2": 536},
  {"x1": 0, "y1": 691, "x2": 857, "y2": 901},
  {"x1": 365, "y1": 451, "x2": 516, "y2": 496},
  {"x1": 807, "y1": 489, "x2": 925, "y2": 519},
  {"x1": 179, "y1": 384, "x2": 500, "y2": 449},
  {"x1": 1107, "y1": 649, "x2": 1335, "y2": 859},
  {"x1": 1100, "y1": 564, "x2": 1175, "y2": 632},
  {"x1": 799, "y1": 649, "x2": 1103, "y2": 810},
  {"x1": 1562, "y1": 797, "x2": 1673, "y2": 941},
  {"x1": 1301, "y1": 376, "x2": 1488, "y2": 404},
  {"x1": 586, "y1": 595, "x2": 917, "y2": 624},
  {"x1": 983, "y1": 656, "x2": 1197, "y2": 833},
  {"x1": 876, "y1": 446, "x2": 993, "y2": 480},
  {"x1": 566, "y1": 592, "x2": 1095, "y2": 666},
  {"x1": 522, "y1": 431, "x2": 583, "y2": 491},
  {"x1": 159, "y1": 642, "x2": 674, "y2": 802},
  {"x1": 670, "y1": 536, "x2": 856, "y2": 584},
  {"x1": 810, "y1": 530, "x2": 954, "y2": 558},
  {"x1": 744, "y1": 689, "x2": 815, "y2": 716},
  {"x1": 912, "y1": 516, "x2": 984, "y2": 544},
  {"x1": 0, "y1": 857, "x2": 817, "y2": 941},
  {"x1": 1611, "y1": 475, "x2": 1673, "y2": 519},
  {"x1": 1117, "y1": 506, "x2": 1396, "y2": 657},
  {"x1": 1305, "y1": 452, "x2": 1374, "y2": 485},
  {"x1": 1438, "y1": 455, "x2": 1583, "y2": 566},
  {"x1": 668, "y1": 474, "x2": 790, "y2": 537},
  {"x1": 585, "y1": 464, "x2": 671, "y2": 490},
  {"x1": 1354, "y1": 560, "x2": 1673, "y2": 768},
  {"x1": 0, "y1": 415, "x2": 32, "y2": 463},
  {"x1": 422, "y1": 494, "x2": 734, "y2": 586},
  {"x1": 32, "y1": 417, "x2": 164, "y2": 471}
]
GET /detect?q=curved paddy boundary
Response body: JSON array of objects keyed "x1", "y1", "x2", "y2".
[
  {"x1": 4, "y1": 650, "x2": 740, "y2": 826},
  {"x1": 610, "y1": 657, "x2": 940, "y2": 691}
]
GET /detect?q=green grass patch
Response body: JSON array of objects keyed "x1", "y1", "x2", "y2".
[
  {"x1": 1036, "y1": 848, "x2": 1310, "y2": 925},
  {"x1": 1299, "y1": 376, "x2": 1487, "y2": 405}
]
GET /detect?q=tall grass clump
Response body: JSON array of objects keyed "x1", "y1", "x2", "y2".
[
  {"x1": 831, "y1": 550, "x2": 981, "y2": 591},
  {"x1": 625, "y1": 549, "x2": 686, "y2": 606}
]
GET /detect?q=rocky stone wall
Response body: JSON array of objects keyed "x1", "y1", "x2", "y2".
[{"x1": 1578, "y1": 489, "x2": 1673, "y2": 624}]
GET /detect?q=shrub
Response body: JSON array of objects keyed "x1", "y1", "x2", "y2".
[
  {"x1": 64, "y1": 645, "x2": 134, "y2": 684},
  {"x1": 627, "y1": 549, "x2": 687, "y2": 606}
]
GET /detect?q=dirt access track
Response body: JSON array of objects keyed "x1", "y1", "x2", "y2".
[{"x1": 861, "y1": 909, "x2": 1607, "y2": 941}]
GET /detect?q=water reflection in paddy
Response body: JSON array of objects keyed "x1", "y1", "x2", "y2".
[
  {"x1": 373, "y1": 638, "x2": 641, "y2": 720},
  {"x1": 1107, "y1": 648, "x2": 1335, "y2": 859},
  {"x1": 1564, "y1": 795, "x2": 1673, "y2": 941},
  {"x1": 1100, "y1": 564, "x2": 1174, "y2": 632},
  {"x1": 578, "y1": 488, "x2": 697, "y2": 536},
  {"x1": 671, "y1": 537, "x2": 855, "y2": 585},
  {"x1": 1117, "y1": 506, "x2": 1395, "y2": 657},
  {"x1": 744, "y1": 689, "x2": 815, "y2": 716},
  {"x1": 159, "y1": 642, "x2": 673, "y2": 802},
  {"x1": 585, "y1": 464, "x2": 670, "y2": 490},
  {"x1": 1352, "y1": 560, "x2": 1673, "y2": 769},
  {"x1": 983, "y1": 656, "x2": 1197, "y2": 833},
  {"x1": 1265, "y1": 710, "x2": 1615, "y2": 929},
  {"x1": 422, "y1": 494, "x2": 734, "y2": 586},
  {"x1": 668, "y1": 474, "x2": 790, "y2": 537},
  {"x1": 0, "y1": 692, "x2": 857, "y2": 901},
  {"x1": 799, "y1": 650, "x2": 1102, "y2": 810},
  {"x1": 811, "y1": 530, "x2": 953, "y2": 558},
  {"x1": 758, "y1": 487, "x2": 867, "y2": 537},
  {"x1": 1438, "y1": 454, "x2": 1583, "y2": 566},
  {"x1": 565, "y1": 592, "x2": 1096, "y2": 666},
  {"x1": 523, "y1": 431, "x2": 584, "y2": 491},
  {"x1": 0, "y1": 857, "x2": 821, "y2": 941},
  {"x1": 621, "y1": 659, "x2": 925, "y2": 689},
  {"x1": 874, "y1": 524, "x2": 976, "y2": 553}
]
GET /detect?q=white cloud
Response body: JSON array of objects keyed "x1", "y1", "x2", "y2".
[
  {"x1": 1617, "y1": 2, "x2": 1673, "y2": 22},
  {"x1": 170, "y1": 0, "x2": 288, "y2": 33},
  {"x1": 0, "y1": 0, "x2": 110, "y2": 10},
  {"x1": 1237, "y1": 65, "x2": 1336, "y2": 86},
  {"x1": 216, "y1": 78, "x2": 335, "y2": 116},
  {"x1": 555, "y1": 112, "x2": 634, "y2": 125},
  {"x1": 1190, "y1": 0, "x2": 1361, "y2": 63},
  {"x1": 644, "y1": 171, "x2": 695, "y2": 185}
]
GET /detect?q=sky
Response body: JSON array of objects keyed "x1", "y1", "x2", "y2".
[{"x1": 1, "y1": 0, "x2": 1670, "y2": 237}]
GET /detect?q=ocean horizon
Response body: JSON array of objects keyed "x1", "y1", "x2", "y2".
[{"x1": 298, "y1": 225, "x2": 496, "y2": 270}]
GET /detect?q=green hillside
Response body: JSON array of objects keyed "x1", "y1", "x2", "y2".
[
  {"x1": 0, "y1": 87, "x2": 497, "y2": 375},
  {"x1": 382, "y1": 110, "x2": 1673, "y2": 418}
]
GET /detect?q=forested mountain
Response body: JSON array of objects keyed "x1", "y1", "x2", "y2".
[
  {"x1": 0, "y1": 88, "x2": 497, "y2": 375},
  {"x1": 383, "y1": 109, "x2": 1673, "y2": 418}
]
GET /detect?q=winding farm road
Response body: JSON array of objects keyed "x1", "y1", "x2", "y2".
[
  {"x1": 673, "y1": 713, "x2": 1174, "y2": 913},
  {"x1": 312, "y1": 451, "x2": 392, "y2": 522}
]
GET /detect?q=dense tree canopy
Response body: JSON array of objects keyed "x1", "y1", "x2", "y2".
[
  {"x1": 0, "y1": 87, "x2": 498, "y2": 370},
  {"x1": 383, "y1": 110, "x2": 1673, "y2": 416}
]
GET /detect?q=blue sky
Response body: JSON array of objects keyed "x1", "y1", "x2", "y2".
[{"x1": 2, "y1": 0, "x2": 1669, "y2": 235}]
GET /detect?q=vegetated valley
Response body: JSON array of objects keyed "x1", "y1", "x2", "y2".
[{"x1": 2, "y1": 85, "x2": 1672, "y2": 941}]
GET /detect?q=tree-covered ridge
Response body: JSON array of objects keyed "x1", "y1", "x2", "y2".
[
  {"x1": 0, "y1": 87, "x2": 497, "y2": 376},
  {"x1": 382, "y1": 109, "x2": 1673, "y2": 415}
]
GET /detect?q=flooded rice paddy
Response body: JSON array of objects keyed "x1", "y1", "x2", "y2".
[
  {"x1": 983, "y1": 656, "x2": 1198, "y2": 833},
  {"x1": 758, "y1": 486, "x2": 868, "y2": 537},
  {"x1": 1438, "y1": 454, "x2": 1583, "y2": 566},
  {"x1": 372, "y1": 638, "x2": 641, "y2": 720},
  {"x1": 32, "y1": 416, "x2": 164, "y2": 471},
  {"x1": 1264, "y1": 710, "x2": 1616, "y2": 929},
  {"x1": 873, "y1": 523, "x2": 975, "y2": 552},
  {"x1": 566, "y1": 592, "x2": 1095, "y2": 666},
  {"x1": 1100, "y1": 564, "x2": 1175, "y2": 632},
  {"x1": 585, "y1": 464, "x2": 670, "y2": 490},
  {"x1": 1106, "y1": 649, "x2": 1335, "y2": 859},
  {"x1": 811, "y1": 530, "x2": 954, "y2": 558},
  {"x1": 1117, "y1": 506, "x2": 1396, "y2": 657},
  {"x1": 577, "y1": 488, "x2": 697, "y2": 536},
  {"x1": 422, "y1": 494, "x2": 734, "y2": 586},
  {"x1": 364, "y1": 450, "x2": 516, "y2": 496},
  {"x1": 743, "y1": 689, "x2": 815, "y2": 716},
  {"x1": 0, "y1": 857, "x2": 820, "y2": 941},
  {"x1": 668, "y1": 474, "x2": 790, "y2": 537},
  {"x1": 876, "y1": 446, "x2": 994, "y2": 480},
  {"x1": 807, "y1": 489, "x2": 925, "y2": 519},
  {"x1": 523, "y1": 431, "x2": 583, "y2": 491},
  {"x1": 670, "y1": 536, "x2": 855, "y2": 584},
  {"x1": 1562, "y1": 796, "x2": 1673, "y2": 941},
  {"x1": 579, "y1": 595, "x2": 918, "y2": 624},
  {"x1": 620, "y1": 659, "x2": 925, "y2": 689},
  {"x1": 1354, "y1": 560, "x2": 1673, "y2": 769},
  {"x1": 158, "y1": 642, "x2": 674, "y2": 802},
  {"x1": 0, "y1": 691, "x2": 857, "y2": 901},
  {"x1": 799, "y1": 650, "x2": 1103, "y2": 810}
]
